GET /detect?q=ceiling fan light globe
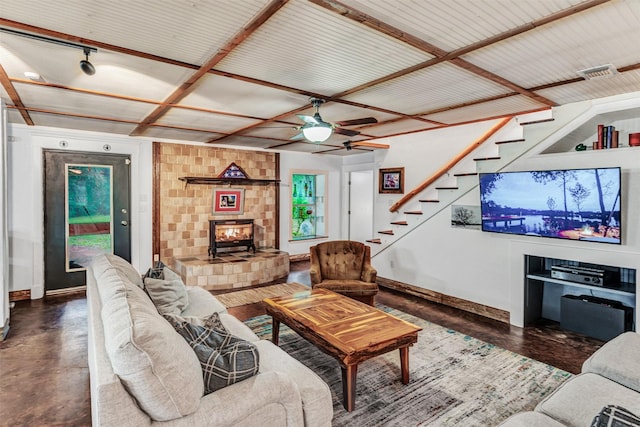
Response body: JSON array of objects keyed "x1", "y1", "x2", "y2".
[{"x1": 302, "y1": 125, "x2": 332, "y2": 142}]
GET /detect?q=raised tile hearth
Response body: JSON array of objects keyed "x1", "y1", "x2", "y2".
[{"x1": 173, "y1": 249, "x2": 289, "y2": 290}]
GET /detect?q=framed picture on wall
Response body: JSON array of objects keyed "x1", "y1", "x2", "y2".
[
  {"x1": 213, "y1": 188, "x2": 244, "y2": 214},
  {"x1": 379, "y1": 167, "x2": 404, "y2": 194}
]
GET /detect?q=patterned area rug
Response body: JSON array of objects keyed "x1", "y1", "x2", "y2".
[
  {"x1": 244, "y1": 305, "x2": 572, "y2": 426},
  {"x1": 215, "y1": 282, "x2": 309, "y2": 308}
]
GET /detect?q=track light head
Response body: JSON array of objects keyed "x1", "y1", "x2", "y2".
[{"x1": 80, "y1": 47, "x2": 96, "y2": 75}]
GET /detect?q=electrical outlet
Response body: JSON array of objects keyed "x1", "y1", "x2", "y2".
[{"x1": 153, "y1": 254, "x2": 159, "y2": 262}]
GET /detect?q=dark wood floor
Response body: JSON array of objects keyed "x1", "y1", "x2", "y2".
[{"x1": 0, "y1": 261, "x2": 604, "y2": 426}]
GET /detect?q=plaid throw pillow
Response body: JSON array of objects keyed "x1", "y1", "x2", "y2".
[
  {"x1": 164, "y1": 312, "x2": 228, "y2": 334},
  {"x1": 592, "y1": 405, "x2": 640, "y2": 427},
  {"x1": 169, "y1": 318, "x2": 259, "y2": 394}
]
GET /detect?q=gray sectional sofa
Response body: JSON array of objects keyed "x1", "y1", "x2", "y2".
[
  {"x1": 87, "y1": 253, "x2": 333, "y2": 426},
  {"x1": 499, "y1": 331, "x2": 640, "y2": 426}
]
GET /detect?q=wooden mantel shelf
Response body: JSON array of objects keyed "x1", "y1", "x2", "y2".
[{"x1": 179, "y1": 176, "x2": 280, "y2": 186}]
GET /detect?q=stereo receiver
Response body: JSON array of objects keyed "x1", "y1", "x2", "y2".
[{"x1": 550, "y1": 264, "x2": 620, "y2": 287}]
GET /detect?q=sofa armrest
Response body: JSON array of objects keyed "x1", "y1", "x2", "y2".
[
  {"x1": 582, "y1": 331, "x2": 640, "y2": 393},
  {"x1": 186, "y1": 371, "x2": 304, "y2": 426}
]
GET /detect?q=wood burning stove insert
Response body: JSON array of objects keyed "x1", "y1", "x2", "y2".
[{"x1": 209, "y1": 219, "x2": 256, "y2": 257}]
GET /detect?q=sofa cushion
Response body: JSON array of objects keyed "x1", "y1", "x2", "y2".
[
  {"x1": 144, "y1": 267, "x2": 189, "y2": 315},
  {"x1": 592, "y1": 405, "x2": 640, "y2": 427},
  {"x1": 169, "y1": 319, "x2": 260, "y2": 395},
  {"x1": 498, "y1": 411, "x2": 565, "y2": 427},
  {"x1": 582, "y1": 332, "x2": 640, "y2": 393},
  {"x1": 182, "y1": 286, "x2": 228, "y2": 316},
  {"x1": 101, "y1": 274, "x2": 204, "y2": 421},
  {"x1": 536, "y1": 373, "x2": 640, "y2": 427},
  {"x1": 91, "y1": 253, "x2": 144, "y2": 293}
]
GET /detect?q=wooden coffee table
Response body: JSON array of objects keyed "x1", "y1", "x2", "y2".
[{"x1": 263, "y1": 288, "x2": 422, "y2": 411}]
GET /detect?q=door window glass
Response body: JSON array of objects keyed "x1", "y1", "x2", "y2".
[{"x1": 65, "y1": 164, "x2": 113, "y2": 271}]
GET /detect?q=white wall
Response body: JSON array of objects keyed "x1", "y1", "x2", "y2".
[
  {"x1": 278, "y1": 150, "x2": 349, "y2": 256},
  {"x1": 372, "y1": 93, "x2": 640, "y2": 327},
  {"x1": 7, "y1": 124, "x2": 153, "y2": 298},
  {"x1": 5, "y1": 123, "x2": 351, "y2": 297},
  {"x1": 1, "y1": 101, "x2": 9, "y2": 335}
]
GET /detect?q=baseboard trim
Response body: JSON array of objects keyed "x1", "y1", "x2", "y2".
[
  {"x1": 9, "y1": 290, "x2": 30, "y2": 302},
  {"x1": 289, "y1": 253, "x2": 310, "y2": 263},
  {"x1": 46, "y1": 286, "x2": 86, "y2": 298},
  {"x1": 377, "y1": 277, "x2": 510, "y2": 324}
]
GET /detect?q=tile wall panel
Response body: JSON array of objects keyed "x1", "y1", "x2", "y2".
[{"x1": 156, "y1": 142, "x2": 278, "y2": 267}]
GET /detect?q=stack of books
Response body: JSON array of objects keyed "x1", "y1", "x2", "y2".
[{"x1": 594, "y1": 124, "x2": 619, "y2": 149}]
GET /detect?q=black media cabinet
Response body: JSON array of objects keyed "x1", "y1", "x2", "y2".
[{"x1": 524, "y1": 255, "x2": 636, "y2": 340}]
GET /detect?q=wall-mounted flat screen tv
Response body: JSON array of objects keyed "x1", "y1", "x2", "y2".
[{"x1": 479, "y1": 167, "x2": 621, "y2": 244}]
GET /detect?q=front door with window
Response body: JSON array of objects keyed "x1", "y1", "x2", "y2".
[{"x1": 43, "y1": 150, "x2": 131, "y2": 292}]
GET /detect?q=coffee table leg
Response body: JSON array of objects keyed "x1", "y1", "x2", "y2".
[
  {"x1": 341, "y1": 364, "x2": 358, "y2": 412},
  {"x1": 271, "y1": 318, "x2": 280, "y2": 346},
  {"x1": 400, "y1": 346, "x2": 410, "y2": 384}
]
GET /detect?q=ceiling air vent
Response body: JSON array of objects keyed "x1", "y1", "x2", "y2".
[{"x1": 577, "y1": 64, "x2": 618, "y2": 80}]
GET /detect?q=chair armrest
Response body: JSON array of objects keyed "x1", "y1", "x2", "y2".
[
  {"x1": 309, "y1": 265, "x2": 322, "y2": 285},
  {"x1": 360, "y1": 246, "x2": 377, "y2": 283}
]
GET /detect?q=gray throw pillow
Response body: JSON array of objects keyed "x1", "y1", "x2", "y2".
[
  {"x1": 168, "y1": 318, "x2": 259, "y2": 394},
  {"x1": 164, "y1": 312, "x2": 228, "y2": 334},
  {"x1": 592, "y1": 405, "x2": 640, "y2": 427},
  {"x1": 144, "y1": 267, "x2": 189, "y2": 315}
]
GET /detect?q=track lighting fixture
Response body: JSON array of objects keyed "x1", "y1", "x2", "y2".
[
  {"x1": 80, "y1": 48, "x2": 96, "y2": 75},
  {"x1": 0, "y1": 27, "x2": 97, "y2": 76}
]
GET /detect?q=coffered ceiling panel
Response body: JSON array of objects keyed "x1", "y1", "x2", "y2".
[
  {"x1": 156, "y1": 108, "x2": 261, "y2": 133},
  {"x1": 1, "y1": 0, "x2": 272, "y2": 65},
  {"x1": 536, "y1": 70, "x2": 640, "y2": 105},
  {"x1": 338, "y1": 0, "x2": 585, "y2": 52},
  {"x1": 14, "y1": 83, "x2": 156, "y2": 121},
  {"x1": 216, "y1": 0, "x2": 433, "y2": 95},
  {"x1": 422, "y1": 95, "x2": 547, "y2": 124},
  {"x1": 180, "y1": 74, "x2": 310, "y2": 118},
  {"x1": 2, "y1": 0, "x2": 639, "y2": 155},
  {"x1": 29, "y1": 112, "x2": 137, "y2": 135},
  {"x1": 462, "y1": 0, "x2": 640, "y2": 88},
  {"x1": 345, "y1": 62, "x2": 514, "y2": 115}
]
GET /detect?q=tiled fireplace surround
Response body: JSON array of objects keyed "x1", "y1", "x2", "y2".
[{"x1": 155, "y1": 142, "x2": 287, "y2": 289}]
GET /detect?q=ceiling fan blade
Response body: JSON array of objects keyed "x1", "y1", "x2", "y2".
[
  {"x1": 334, "y1": 117, "x2": 378, "y2": 127},
  {"x1": 334, "y1": 127, "x2": 360, "y2": 137},
  {"x1": 290, "y1": 131, "x2": 305, "y2": 140},
  {"x1": 297, "y1": 114, "x2": 319, "y2": 125}
]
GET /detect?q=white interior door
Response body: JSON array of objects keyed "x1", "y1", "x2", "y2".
[{"x1": 348, "y1": 170, "x2": 374, "y2": 243}]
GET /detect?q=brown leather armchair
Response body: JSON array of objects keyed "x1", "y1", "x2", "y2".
[{"x1": 309, "y1": 240, "x2": 378, "y2": 306}]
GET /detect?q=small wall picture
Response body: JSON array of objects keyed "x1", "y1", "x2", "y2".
[
  {"x1": 451, "y1": 204, "x2": 481, "y2": 229},
  {"x1": 379, "y1": 167, "x2": 404, "y2": 194},
  {"x1": 213, "y1": 189, "x2": 244, "y2": 214}
]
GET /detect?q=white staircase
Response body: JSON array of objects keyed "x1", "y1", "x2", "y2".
[{"x1": 369, "y1": 101, "x2": 594, "y2": 257}]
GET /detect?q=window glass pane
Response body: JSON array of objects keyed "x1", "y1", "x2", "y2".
[
  {"x1": 66, "y1": 164, "x2": 113, "y2": 271},
  {"x1": 291, "y1": 172, "x2": 326, "y2": 240}
]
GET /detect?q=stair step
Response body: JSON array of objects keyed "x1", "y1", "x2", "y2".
[
  {"x1": 495, "y1": 138, "x2": 525, "y2": 145},
  {"x1": 391, "y1": 221, "x2": 408, "y2": 226},
  {"x1": 520, "y1": 118, "x2": 555, "y2": 126},
  {"x1": 378, "y1": 230, "x2": 394, "y2": 235},
  {"x1": 453, "y1": 172, "x2": 477, "y2": 177},
  {"x1": 435, "y1": 186, "x2": 459, "y2": 190},
  {"x1": 366, "y1": 238, "x2": 382, "y2": 244},
  {"x1": 404, "y1": 210, "x2": 423, "y2": 215},
  {"x1": 473, "y1": 156, "x2": 501, "y2": 161},
  {"x1": 419, "y1": 199, "x2": 440, "y2": 203}
]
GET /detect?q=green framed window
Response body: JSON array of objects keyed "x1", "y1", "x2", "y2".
[{"x1": 291, "y1": 172, "x2": 326, "y2": 240}]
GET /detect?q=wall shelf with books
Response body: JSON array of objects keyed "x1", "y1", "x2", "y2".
[{"x1": 541, "y1": 107, "x2": 640, "y2": 154}]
